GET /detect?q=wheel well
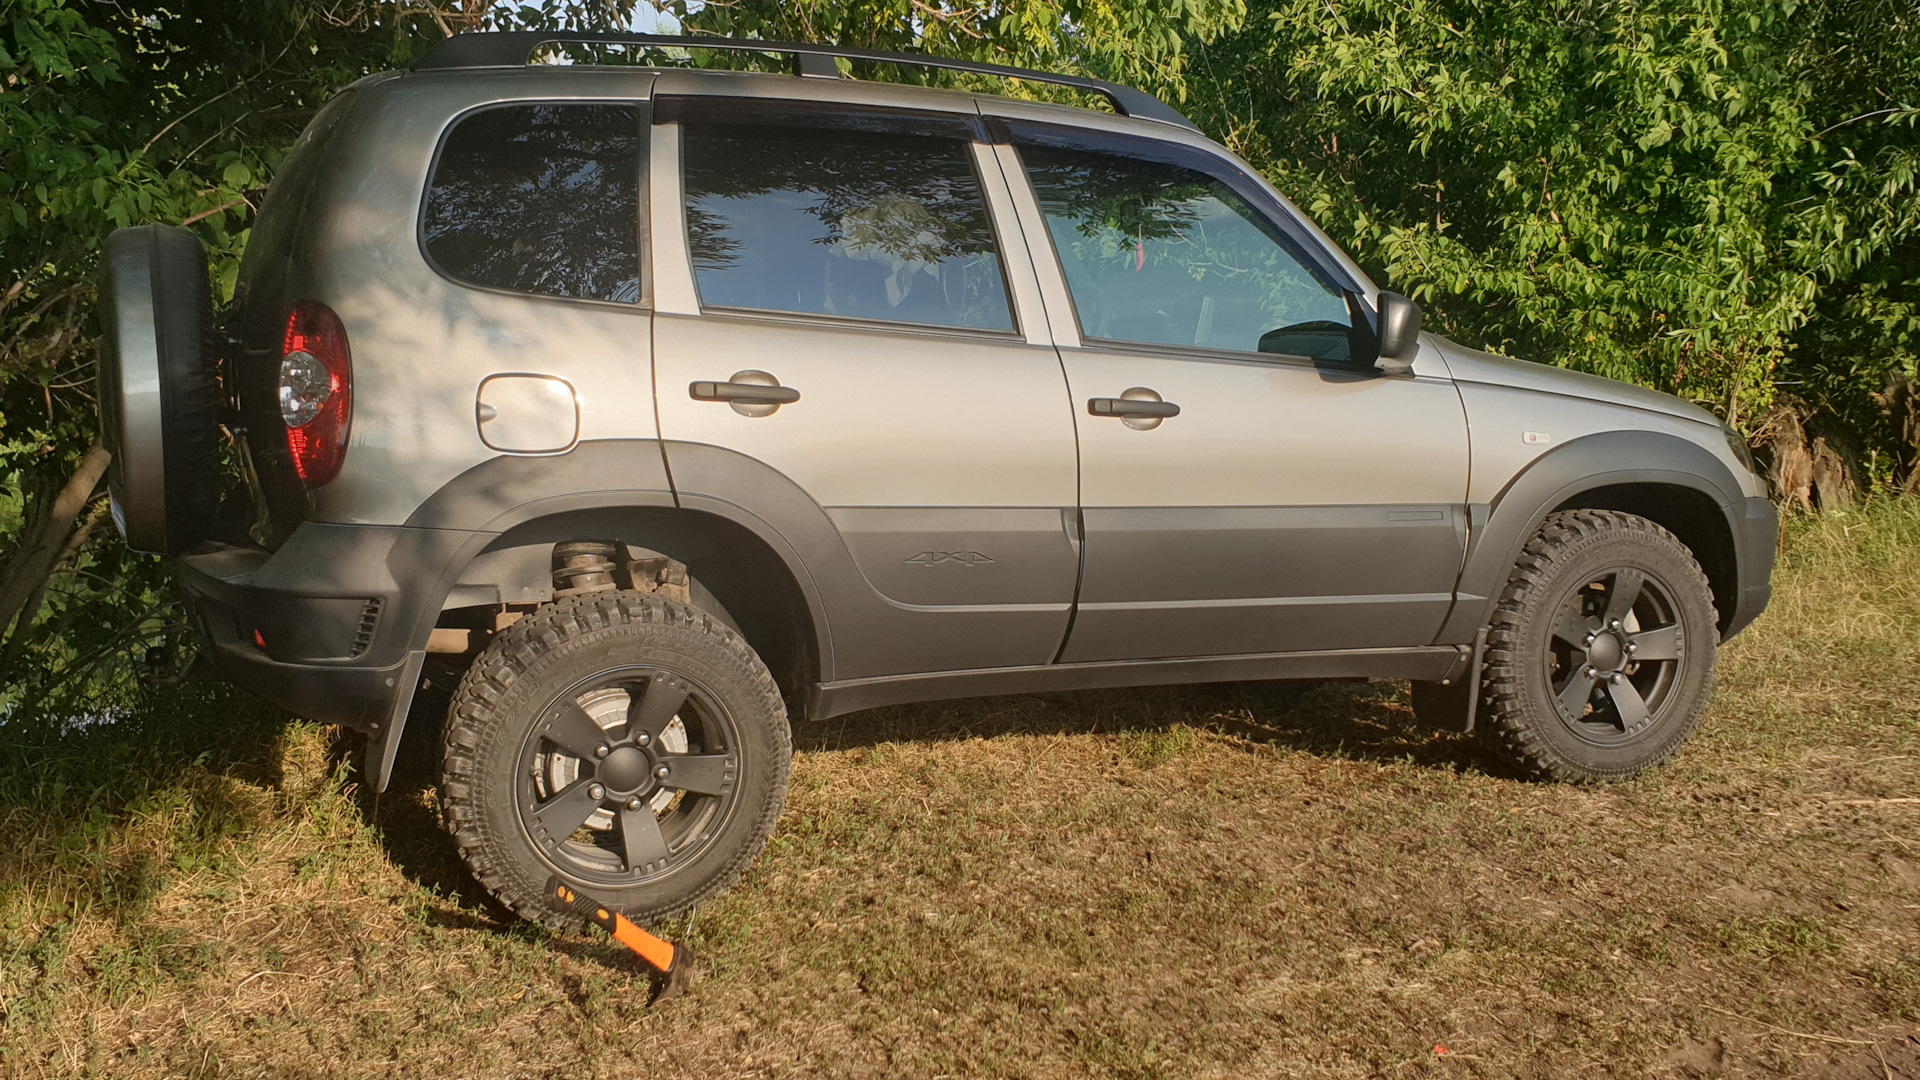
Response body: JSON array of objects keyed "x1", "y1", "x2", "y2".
[
  {"x1": 442, "y1": 507, "x2": 821, "y2": 712},
  {"x1": 1551, "y1": 484, "x2": 1738, "y2": 634}
]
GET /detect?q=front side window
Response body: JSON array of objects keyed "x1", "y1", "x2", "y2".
[
  {"x1": 423, "y1": 103, "x2": 643, "y2": 303},
  {"x1": 1021, "y1": 143, "x2": 1353, "y2": 360},
  {"x1": 680, "y1": 121, "x2": 1014, "y2": 332}
]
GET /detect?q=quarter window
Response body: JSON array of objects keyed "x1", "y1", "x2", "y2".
[
  {"x1": 423, "y1": 103, "x2": 643, "y2": 303},
  {"x1": 1020, "y1": 143, "x2": 1353, "y2": 360},
  {"x1": 680, "y1": 122, "x2": 1014, "y2": 332}
]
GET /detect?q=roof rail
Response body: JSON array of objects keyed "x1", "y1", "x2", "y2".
[{"x1": 413, "y1": 31, "x2": 1199, "y2": 132}]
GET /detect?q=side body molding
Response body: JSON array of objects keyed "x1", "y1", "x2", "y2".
[
  {"x1": 662, "y1": 441, "x2": 1079, "y2": 680},
  {"x1": 1435, "y1": 429, "x2": 1751, "y2": 646}
]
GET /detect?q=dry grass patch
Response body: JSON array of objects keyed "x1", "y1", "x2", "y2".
[{"x1": 3, "y1": 502, "x2": 1918, "y2": 1077}]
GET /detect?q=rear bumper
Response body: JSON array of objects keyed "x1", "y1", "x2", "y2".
[
  {"x1": 1722, "y1": 495, "x2": 1777, "y2": 640},
  {"x1": 177, "y1": 523, "x2": 485, "y2": 729}
]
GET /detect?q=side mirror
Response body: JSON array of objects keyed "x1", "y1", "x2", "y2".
[
  {"x1": 1344, "y1": 290, "x2": 1423, "y2": 373},
  {"x1": 1374, "y1": 291, "x2": 1423, "y2": 373}
]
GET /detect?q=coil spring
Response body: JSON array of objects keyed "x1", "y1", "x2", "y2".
[{"x1": 552, "y1": 540, "x2": 619, "y2": 597}]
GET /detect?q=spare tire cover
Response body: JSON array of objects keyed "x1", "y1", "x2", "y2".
[{"x1": 98, "y1": 224, "x2": 222, "y2": 555}]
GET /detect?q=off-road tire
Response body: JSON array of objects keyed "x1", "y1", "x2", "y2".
[
  {"x1": 1479, "y1": 509, "x2": 1719, "y2": 782},
  {"x1": 441, "y1": 591, "x2": 790, "y2": 931}
]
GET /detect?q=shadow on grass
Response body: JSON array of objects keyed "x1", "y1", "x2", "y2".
[
  {"x1": 0, "y1": 684, "x2": 295, "y2": 922},
  {"x1": 355, "y1": 676, "x2": 1505, "y2": 926},
  {"x1": 351, "y1": 679, "x2": 521, "y2": 926},
  {"x1": 0, "y1": 673, "x2": 1502, "y2": 963}
]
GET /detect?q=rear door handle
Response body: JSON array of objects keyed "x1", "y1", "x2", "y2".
[
  {"x1": 1088, "y1": 396, "x2": 1179, "y2": 418},
  {"x1": 689, "y1": 381, "x2": 800, "y2": 405},
  {"x1": 690, "y1": 369, "x2": 799, "y2": 416}
]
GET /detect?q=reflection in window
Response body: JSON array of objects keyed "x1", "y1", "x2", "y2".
[
  {"x1": 682, "y1": 124, "x2": 1013, "y2": 331},
  {"x1": 1021, "y1": 144, "x2": 1352, "y2": 359},
  {"x1": 423, "y1": 104, "x2": 642, "y2": 303}
]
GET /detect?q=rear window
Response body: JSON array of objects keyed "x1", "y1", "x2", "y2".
[
  {"x1": 422, "y1": 103, "x2": 644, "y2": 303},
  {"x1": 680, "y1": 121, "x2": 1014, "y2": 332}
]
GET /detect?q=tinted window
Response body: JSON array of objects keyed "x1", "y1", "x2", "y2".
[
  {"x1": 681, "y1": 122, "x2": 1013, "y2": 331},
  {"x1": 1021, "y1": 144, "x2": 1352, "y2": 359},
  {"x1": 423, "y1": 103, "x2": 642, "y2": 303}
]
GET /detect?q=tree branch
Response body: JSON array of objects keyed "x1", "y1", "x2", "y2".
[
  {"x1": 0, "y1": 442, "x2": 112, "y2": 648},
  {"x1": 0, "y1": 498, "x2": 110, "y2": 682}
]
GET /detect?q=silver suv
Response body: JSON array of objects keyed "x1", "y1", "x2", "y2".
[{"x1": 99, "y1": 32, "x2": 1777, "y2": 928}]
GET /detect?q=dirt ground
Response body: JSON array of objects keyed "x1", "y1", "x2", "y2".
[{"x1": 2, "y1": 505, "x2": 1916, "y2": 1078}]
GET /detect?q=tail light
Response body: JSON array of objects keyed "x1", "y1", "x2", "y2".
[{"x1": 279, "y1": 300, "x2": 351, "y2": 487}]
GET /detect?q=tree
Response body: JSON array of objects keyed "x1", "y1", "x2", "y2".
[
  {"x1": 1181, "y1": 0, "x2": 1916, "y2": 487},
  {"x1": 0, "y1": 0, "x2": 451, "y2": 705}
]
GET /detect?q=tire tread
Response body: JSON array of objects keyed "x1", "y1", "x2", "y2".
[
  {"x1": 1478, "y1": 509, "x2": 1718, "y2": 783},
  {"x1": 440, "y1": 591, "x2": 790, "y2": 931}
]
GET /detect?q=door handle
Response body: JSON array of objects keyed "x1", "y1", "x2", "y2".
[
  {"x1": 1088, "y1": 397, "x2": 1179, "y2": 418},
  {"x1": 1089, "y1": 387, "x2": 1177, "y2": 430},
  {"x1": 690, "y1": 380, "x2": 800, "y2": 405},
  {"x1": 690, "y1": 370, "x2": 799, "y2": 416}
]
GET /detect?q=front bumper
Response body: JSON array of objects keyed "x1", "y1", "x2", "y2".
[
  {"x1": 1721, "y1": 495, "x2": 1777, "y2": 640},
  {"x1": 177, "y1": 523, "x2": 485, "y2": 729}
]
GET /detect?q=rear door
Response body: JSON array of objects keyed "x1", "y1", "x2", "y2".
[
  {"x1": 993, "y1": 124, "x2": 1471, "y2": 662},
  {"x1": 649, "y1": 94, "x2": 1082, "y2": 675}
]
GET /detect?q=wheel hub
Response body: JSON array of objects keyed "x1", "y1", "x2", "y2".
[
  {"x1": 599, "y1": 744, "x2": 654, "y2": 794},
  {"x1": 1585, "y1": 631, "x2": 1625, "y2": 672}
]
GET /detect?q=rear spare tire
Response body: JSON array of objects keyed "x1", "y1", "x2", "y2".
[{"x1": 98, "y1": 224, "x2": 222, "y2": 555}]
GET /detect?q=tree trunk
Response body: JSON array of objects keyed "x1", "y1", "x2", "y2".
[
  {"x1": 0, "y1": 497, "x2": 109, "y2": 681},
  {"x1": 0, "y1": 441, "x2": 112, "y2": 647}
]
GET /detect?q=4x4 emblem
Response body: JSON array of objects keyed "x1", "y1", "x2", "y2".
[{"x1": 906, "y1": 551, "x2": 994, "y2": 567}]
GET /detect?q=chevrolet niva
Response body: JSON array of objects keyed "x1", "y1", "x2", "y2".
[{"x1": 99, "y1": 32, "x2": 1776, "y2": 928}]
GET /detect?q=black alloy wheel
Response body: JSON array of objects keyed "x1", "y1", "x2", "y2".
[
  {"x1": 1542, "y1": 566, "x2": 1691, "y2": 746},
  {"x1": 1479, "y1": 509, "x2": 1719, "y2": 781},
  {"x1": 442, "y1": 592, "x2": 790, "y2": 930},
  {"x1": 517, "y1": 666, "x2": 742, "y2": 888}
]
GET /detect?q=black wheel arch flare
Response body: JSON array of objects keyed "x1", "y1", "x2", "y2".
[{"x1": 1436, "y1": 428, "x2": 1762, "y2": 647}]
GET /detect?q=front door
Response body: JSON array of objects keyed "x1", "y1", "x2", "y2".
[
  {"x1": 995, "y1": 127, "x2": 1471, "y2": 663},
  {"x1": 649, "y1": 94, "x2": 1081, "y2": 677}
]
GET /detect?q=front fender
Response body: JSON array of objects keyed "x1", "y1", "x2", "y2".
[{"x1": 1435, "y1": 429, "x2": 1753, "y2": 645}]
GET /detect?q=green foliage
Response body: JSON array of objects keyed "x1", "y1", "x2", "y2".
[
  {"x1": 1183, "y1": 0, "x2": 1917, "y2": 454},
  {"x1": 0, "y1": 1, "x2": 441, "y2": 708},
  {"x1": 1715, "y1": 914, "x2": 1846, "y2": 960},
  {"x1": 658, "y1": 0, "x2": 1247, "y2": 94}
]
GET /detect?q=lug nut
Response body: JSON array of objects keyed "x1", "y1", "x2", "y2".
[
  {"x1": 1584, "y1": 633, "x2": 1595, "y2": 645},
  {"x1": 636, "y1": 731, "x2": 651, "y2": 747},
  {"x1": 1626, "y1": 643, "x2": 1637, "y2": 653},
  {"x1": 1609, "y1": 672, "x2": 1623, "y2": 684},
  {"x1": 593, "y1": 744, "x2": 609, "y2": 758},
  {"x1": 1584, "y1": 667, "x2": 1596, "y2": 677},
  {"x1": 588, "y1": 783, "x2": 605, "y2": 800},
  {"x1": 1610, "y1": 619, "x2": 1621, "y2": 630},
  {"x1": 654, "y1": 764, "x2": 671, "y2": 780},
  {"x1": 626, "y1": 796, "x2": 643, "y2": 811}
]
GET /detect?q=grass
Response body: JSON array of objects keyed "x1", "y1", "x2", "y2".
[{"x1": 3, "y1": 501, "x2": 1919, "y2": 1077}]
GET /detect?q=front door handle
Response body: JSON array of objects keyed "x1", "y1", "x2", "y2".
[
  {"x1": 1088, "y1": 397, "x2": 1180, "y2": 418},
  {"x1": 1088, "y1": 387, "x2": 1179, "y2": 430},
  {"x1": 690, "y1": 370, "x2": 799, "y2": 416}
]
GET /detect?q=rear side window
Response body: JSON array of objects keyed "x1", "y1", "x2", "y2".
[
  {"x1": 680, "y1": 122, "x2": 1013, "y2": 332},
  {"x1": 423, "y1": 103, "x2": 643, "y2": 303}
]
